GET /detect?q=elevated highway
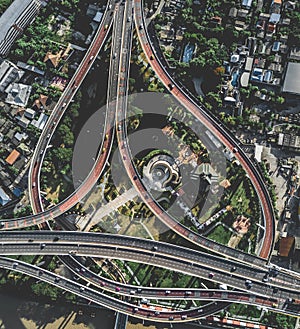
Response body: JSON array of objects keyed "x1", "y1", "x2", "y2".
[
  {"x1": 0, "y1": 1, "x2": 115, "y2": 230},
  {"x1": 111, "y1": 0, "x2": 278, "y2": 269},
  {"x1": 0, "y1": 231, "x2": 299, "y2": 298},
  {"x1": 0, "y1": 235, "x2": 299, "y2": 317}
]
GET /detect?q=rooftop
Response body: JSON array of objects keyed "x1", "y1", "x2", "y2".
[
  {"x1": 0, "y1": 59, "x2": 24, "y2": 92},
  {"x1": 0, "y1": 0, "x2": 40, "y2": 55},
  {"x1": 0, "y1": 187, "x2": 11, "y2": 206},
  {"x1": 6, "y1": 149, "x2": 20, "y2": 165},
  {"x1": 5, "y1": 83, "x2": 32, "y2": 107},
  {"x1": 282, "y1": 62, "x2": 300, "y2": 95},
  {"x1": 31, "y1": 112, "x2": 48, "y2": 130},
  {"x1": 43, "y1": 50, "x2": 62, "y2": 68}
]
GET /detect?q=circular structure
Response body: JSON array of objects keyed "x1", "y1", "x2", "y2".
[{"x1": 142, "y1": 154, "x2": 181, "y2": 192}]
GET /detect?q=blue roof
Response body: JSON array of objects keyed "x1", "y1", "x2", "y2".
[
  {"x1": 272, "y1": 41, "x2": 281, "y2": 52},
  {"x1": 13, "y1": 187, "x2": 22, "y2": 197},
  {"x1": 182, "y1": 43, "x2": 195, "y2": 63},
  {"x1": 270, "y1": 13, "x2": 281, "y2": 23},
  {"x1": 0, "y1": 187, "x2": 11, "y2": 206},
  {"x1": 242, "y1": 0, "x2": 253, "y2": 8}
]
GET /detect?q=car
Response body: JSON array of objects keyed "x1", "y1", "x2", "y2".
[
  {"x1": 32, "y1": 182, "x2": 36, "y2": 187},
  {"x1": 127, "y1": 17, "x2": 131, "y2": 22},
  {"x1": 113, "y1": 52, "x2": 117, "y2": 59},
  {"x1": 262, "y1": 275, "x2": 269, "y2": 282},
  {"x1": 80, "y1": 287, "x2": 85, "y2": 292},
  {"x1": 0, "y1": 222, "x2": 4, "y2": 228},
  {"x1": 137, "y1": 288, "x2": 142, "y2": 293},
  {"x1": 89, "y1": 55, "x2": 94, "y2": 61},
  {"x1": 123, "y1": 156, "x2": 126, "y2": 160},
  {"x1": 245, "y1": 279, "x2": 252, "y2": 288},
  {"x1": 139, "y1": 24, "x2": 143, "y2": 30},
  {"x1": 69, "y1": 250, "x2": 77, "y2": 255},
  {"x1": 115, "y1": 287, "x2": 121, "y2": 292},
  {"x1": 62, "y1": 102, "x2": 67, "y2": 108},
  {"x1": 46, "y1": 133, "x2": 51, "y2": 139},
  {"x1": 38, "y1": 270, "x2": 43, "y2": 276},
  {"x1": 100, "y1": 281, "x2": 106, "y2": 286},
  {"x1": 40, "y1": 243, "x2": 46, "y2": 249},
  {"x1": 152, "y1": 246, "x2": 158, "y2": 251},
  {"x1": 81, "y1": 267, "x2": 86, "y2": 272},
  {"x1": 181, "y1": 315, "x2": 187, "y2": 320},
  {"x1": 133, "y1": 307, "x2": 138, "y2": 312},
  {"x1": 117, "y1": 124, "x2": 122, "y2": 131},
  {"x1": 133, "y1": 176, "x2": 137, "y2": 180},
  {"x1": 168, "y1": 83, "x2": 175, "y2": 90},
  {"x1": 12, "y1": 262, "x2": 18, "y2": 269},
  {"x1": 154, "y1": 311, "x2": 160, "y2": 315},
  {"x1": 130, "y1": 290, "x2": 136, "y2": 295},
  {"x1": 40, "y1": 149, "x2": 44, "y2": 155},
  {"x1": 141, "y1": 298, "x2": 148, "y2": 304},
  {"x1": 108, "y1": 4, "x2": 112, "y2": 9},
  {"x1": 273, "y1": 287, "x2": 279, "y2": 293},
  {"x1": 53, "y1": 236, "x2": 59, "y2": 242},
  {"x1": 150, "y1": 55, "x2": 154, "y2": 60},
  {"x1": 230, "y1": 266, "x2": 236, "y2": 272},
  {"x1": 28, "y1": 239, "x2": 34, "y2": 242},
  {"x1": 208, "y1": 272, "x2": 214, "y2": 278},
  {"x1": 169, "y1": 316, "x2": 174, "y2": 320},
  {"x1": 54, "y1": 277, "x2": 60, "y2": 283},
  {"x1": 185, "y1": 291, "x2": 192, "y2": 295},
  {"x1": 269, "y1": 268, "x2": 279, "y2": 277},
  {"x1": 165, "y1": 290, "x2": 171, "y2": 294},
  {"x1": 232, "y1": 147, "x2": 238, "y2": 153}
]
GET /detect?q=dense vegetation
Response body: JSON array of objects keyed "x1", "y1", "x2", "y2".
[{"x1": 0, "y1": 0, "x2": 13, "y2": 15}]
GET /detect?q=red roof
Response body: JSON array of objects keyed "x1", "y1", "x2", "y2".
[{"x1": 6, "y1": 149, "x2": 20, "y2": 165}]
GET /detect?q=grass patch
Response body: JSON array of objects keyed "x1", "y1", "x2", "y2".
[{"x1": 207, "y1": 224, "x2": 231, "y2": 245}]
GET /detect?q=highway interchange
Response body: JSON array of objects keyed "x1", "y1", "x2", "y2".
[{"x1": 0, "y1": 0, "x2": 299, "y2": 324}]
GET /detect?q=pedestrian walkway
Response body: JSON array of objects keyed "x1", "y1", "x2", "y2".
[{"x1": 76, "y1": 187, "x2": 138, "y2": 231}]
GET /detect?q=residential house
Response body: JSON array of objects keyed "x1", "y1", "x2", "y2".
[
  {"x1": 229, "y1": 7, "x2": 238, "y2": 18},
  {"x1": 270, "y1": 0, "x2": 282, "y2": 14},
  {"x1": 284, "y1": 1, "x2": 296, "y2": 11},
  {"x1": 0, "y1": 59, "x2": 24, "y2": 92},
  {"x1": 50, "y1": 76, "x2": 68, "y2": 91},
  {"x1": 289, "y1": 47, "x2": 300, "y2": 61},
  {"x1": 14, "y1": 132, "x2": 28, "y2": 143},
  {"x1": 24, "y1": 108, "x2": 36, "y2": 119},
  {"x1": 269, "y1": 13, "x2": 281, "y2": 24},
  {"x1": 235, "y1": 20, "x2": 248, "y2": 30},
  {"x1": 17, "y1": 61, "x2": 45, "y2": 75},
  {"x1": 237, "y1": 9, "x2": 249, "y2": 19},
  {"x1": 5, "y1": 83, "x2": 32, "y2": 107},
  {"x1": 5, "y1": 149, "x2": 20, "y2": 165},
  {"x1": 43, "y1": 50, "x2": 62, "y2": 68},
  {"x1": 31, "y1": 112, "x2": 48, "y2": 130},
  {"x1": 16, "y1": 115, "x2": 30, "y2": 128},
  {"x1": 272, "y1": 41, "x2": 281, "y2": 52},
  {"x1": 33, "y1": 94, "x2": 49, "y2": 110},
  {"x1": 242, "y1": 0, "x2": 253, "y2": 9},
  {"x1": 0, "y1": 187, "x2": 11, "y2": 206}
]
